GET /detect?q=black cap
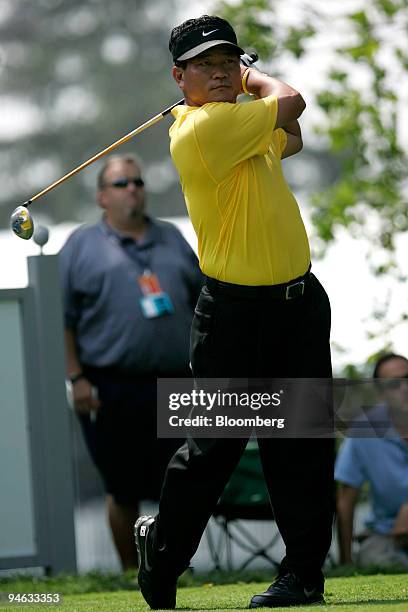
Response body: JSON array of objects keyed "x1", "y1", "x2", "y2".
[{"x1": 171, "y1": 17, "x2": 244, "y2": 62}]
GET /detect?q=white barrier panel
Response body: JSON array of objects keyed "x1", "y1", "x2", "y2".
[
  {"x1": 0, "y1": 299, "x2": 36, "y2": 558},
  {"x1": 0, "y1": 256, "x2": 76, "y2": 574}
]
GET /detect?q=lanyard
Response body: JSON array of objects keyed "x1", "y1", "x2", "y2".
[
  {"x1": 99, "y1": 221, "x2": 174, "y2": 319},
  {"x1": 124, "y1": 241, "x2": 153, "y2": 272},
  {"x1": 100, "y1": 222, "x2": 155, "y2": 273}
]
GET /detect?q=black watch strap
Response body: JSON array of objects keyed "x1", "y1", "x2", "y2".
[{"x1": 69, "y1": 372, "x2": 85, "y2": 384}]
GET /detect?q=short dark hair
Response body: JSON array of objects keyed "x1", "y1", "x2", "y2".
[
  {"x1": 373, "y1": 353, "x2": 408, "y2": 379},
  {"x1": 97, "y1": 154, "x2": 142, "y2": 189},
  {"x1": 169, "y1": 14, "x2": 239, "y2": 66}
]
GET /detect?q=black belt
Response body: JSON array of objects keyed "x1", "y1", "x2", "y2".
[{"x1": 205, "y1": 264, "x2": 311, "y2": 300}]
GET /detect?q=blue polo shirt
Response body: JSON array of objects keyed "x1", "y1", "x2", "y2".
[
  {"x1": 335, "y1": 404, "x2": 408, "y2": 534},
  {"x1": 59, "y1": 217, "x2": 203, "y2": 373}
]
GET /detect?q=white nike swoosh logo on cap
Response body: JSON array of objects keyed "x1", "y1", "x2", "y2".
[{"x1": 202, "y1": 29, "x2": 219, "y2": 37}]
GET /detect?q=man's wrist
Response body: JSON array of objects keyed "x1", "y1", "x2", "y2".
[
  {"x1": 68, "y1": 371, "x2": 85, "y2": 384},
  {"x1": 241, "y1": 68, "x2": 252, "y2": 95},
  {"x1": 241, "y1": 68, "x2": 272, "y2": 98}
]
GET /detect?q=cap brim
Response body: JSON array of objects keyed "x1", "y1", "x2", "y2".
[{"x1": 177, "y1": 40, "x2": 244, "y2": 61}]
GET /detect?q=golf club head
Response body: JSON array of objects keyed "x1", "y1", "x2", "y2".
[{"x1": 10, "y1": 205, "x2": 34, "y2": 240}]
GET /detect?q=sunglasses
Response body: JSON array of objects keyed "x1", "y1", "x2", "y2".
[
  {"x1": 103, "y1": 177, "x2": 144, "y2": 189},
  {"x1": 380, "y1": 374, "x2": 408, "y2": 391}
]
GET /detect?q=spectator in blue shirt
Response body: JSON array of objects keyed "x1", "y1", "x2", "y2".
[
  {"x1": 335, "y1": 353, "x2": 408, "y2": 569},
  {"x1": 60, "y1": 153, "x2": 202, "y2": 570}
]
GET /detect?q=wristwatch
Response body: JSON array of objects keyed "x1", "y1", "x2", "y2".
[{"x1": 68, "y1": 371, "x2": 85, "y2": 384}]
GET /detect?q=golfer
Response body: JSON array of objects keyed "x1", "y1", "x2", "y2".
[{"x1": 135, "y1": 15, "x2": 334, "y2": 609}]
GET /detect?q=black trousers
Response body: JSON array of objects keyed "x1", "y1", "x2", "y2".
[{"x1": 155, "y1": 272, "x2": 335, "y2": 590}]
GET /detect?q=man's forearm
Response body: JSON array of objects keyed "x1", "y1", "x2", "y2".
[
  {"x1": 64, "y1": 328, "x2": 82, "y2": 377},
  {"x1": 281, "y1": 119, "x2": 301, "y2": 137},
  {"x1": 336, "y1": 485, "x2": 359, "y2": 564},
  {"x1": 337, "y1": 510, "x2": 354, "y2": 564},
  {"x1": 244, "y1": 70, "x2": 300, "y2": 100},
  {"x1": 244, "y1": 70, "x2": 305, "y2": 127},
  {"x1": 243, "y1": 69, "x2": 305, "y2": 127}
]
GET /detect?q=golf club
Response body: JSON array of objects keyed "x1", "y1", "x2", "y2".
[{"x1": 10, "y1": 52, "x2": 258, "y2": 240}]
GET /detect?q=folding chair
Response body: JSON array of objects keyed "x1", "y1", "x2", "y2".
[{"x1": 205, "y1": 441, "x2": 280, "y2": 571}]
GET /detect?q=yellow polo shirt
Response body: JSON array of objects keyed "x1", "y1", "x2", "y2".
[{"x1": 169, "y1": 95, "x2": 310, "y2": 286}]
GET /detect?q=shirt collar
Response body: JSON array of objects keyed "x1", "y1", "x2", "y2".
[{"x1": 99, "y1": 216, "x2": 163, "y2": 248}]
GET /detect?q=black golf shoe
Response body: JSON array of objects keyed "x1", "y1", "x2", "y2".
[
  {"x1": 249, "y1": 572, "x2": 325, "y2": 608},
  {"x1": 134, "y1": 515, "x2": 177, "y2": 610}
]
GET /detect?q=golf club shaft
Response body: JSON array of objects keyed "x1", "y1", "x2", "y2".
[{"x1": 26, "y1": 98, "x2": 184, "y2": 206}]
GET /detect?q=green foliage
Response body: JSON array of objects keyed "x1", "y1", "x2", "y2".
[
  {"x1": 216, "y1": 0, "x2": 316, "y2": 60},
  {"x1": 0, "y1": 0, "x2": 185, "y2": 228},
  {"x1": 282, "y1": 24, "x2": 316, "y2": 58},
  {"x1": 214, "y1": 0, "x2": 316, "y2": 60},
  {"x1": 312, "y1": 3, "x2": 408, "y2": 273},
  {"x1": 215, "y1": 0, "x2": 276, "y2": 58}
]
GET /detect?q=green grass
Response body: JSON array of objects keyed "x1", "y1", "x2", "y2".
[{"x1": 1, "y1": 572, "x2": 408, "y2": 611}]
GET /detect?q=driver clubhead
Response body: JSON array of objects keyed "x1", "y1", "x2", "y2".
[{"x1": 11, "y1": 205, "x2": 34, "y2": 240}]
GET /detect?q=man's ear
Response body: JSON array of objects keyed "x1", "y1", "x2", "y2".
[
  {"x1": 97, "y1": 189, "x2": 106, "y2": 210},
  {"x1": 172, "y1": 65, "x2": 184, "y2": 90}
]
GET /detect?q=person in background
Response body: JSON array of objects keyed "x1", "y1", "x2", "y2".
[
  {"x1": 60, "y1": 153, "x2": 202, "y2": 570},
  {"x1": 336, "y1": 353, "x2": 408, "y2": 569}
]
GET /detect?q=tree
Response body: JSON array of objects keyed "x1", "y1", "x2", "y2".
[{"x1": 0, "y1": 0, "x2": 185, "y2": 229}]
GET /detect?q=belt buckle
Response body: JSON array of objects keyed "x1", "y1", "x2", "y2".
[{"x1": 285, "y1": 280, "x2": 305, "y2": 300}]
